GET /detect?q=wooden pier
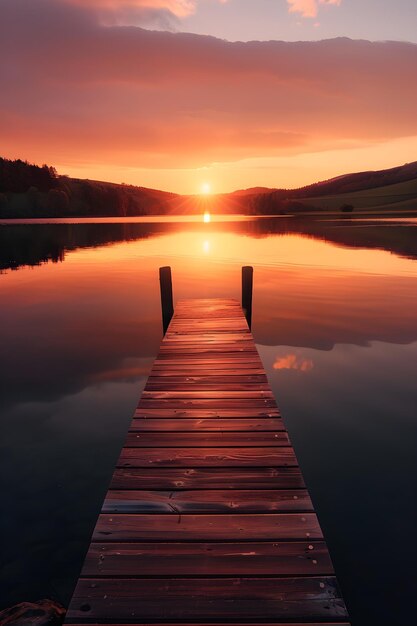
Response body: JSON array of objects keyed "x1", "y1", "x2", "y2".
[{"x1": 65, "y1": 298, "x2": 349, "y2": 625}]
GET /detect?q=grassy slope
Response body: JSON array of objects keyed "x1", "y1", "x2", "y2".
[{"x1": 294, "y1": 177, "x2": 417, "y2": 211}]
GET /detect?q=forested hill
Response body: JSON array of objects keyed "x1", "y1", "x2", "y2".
[{"x1": 0, "y1": 158, "x2": 179, "y2": 218}]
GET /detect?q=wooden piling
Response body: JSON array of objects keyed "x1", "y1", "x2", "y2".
[
  {"x1": 242, "y1": 265, "x2": 253, "y2": 328},
  {"x1": 159, "y1": 266, "x2": 174, "y2": 334}
]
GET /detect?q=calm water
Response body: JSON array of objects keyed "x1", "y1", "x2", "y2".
[{"x1": 1, "y1": 215, "x2": 416, "y2": 625}]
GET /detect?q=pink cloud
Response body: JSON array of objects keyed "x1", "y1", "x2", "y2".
[
  {"x1": 287, "y1": 0, "x2": 342, "y2": 19},
  {"x1": 66, "y1": 0, "x2": 195, "y2": 16},
  {"x1": 0, "y1": 0, "x2": 416, "y2": 171},
  {"x1": 273, "y1": 354, "x2": 314, "y2": 372},
  {"x1": 63, "y1": 0, "x2": 228, "y2": 24}
]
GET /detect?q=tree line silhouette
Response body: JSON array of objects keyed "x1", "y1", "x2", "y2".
[{"x1": 0, "y1": 158, "x2": 58, "y2": 193}]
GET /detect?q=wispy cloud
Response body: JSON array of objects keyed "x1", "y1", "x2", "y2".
[{"x1": 287, "y1": 0, "x2": 342, "y2": 19}]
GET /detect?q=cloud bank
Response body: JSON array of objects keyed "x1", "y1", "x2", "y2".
[
  {"x1": 63, "y1": 0, "x2": 227, "y2": 26},
  {"x1": 0, "y1": 0, "x2": 416, "y2": 173}
]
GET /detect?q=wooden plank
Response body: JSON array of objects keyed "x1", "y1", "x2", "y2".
[
  {"x1": 83, "y1": 541, "x2": 333, "y2": 576},
  {"x1": 134, "y1": 408, "x2": 281, "y2": 418},
  {"x1": 129, "y1": 418, "x2": 285, "y2": 431},
  {"x1": 137, "y1": 399, "x2": 278, "y2": 408},
  {"x1": 145, "y1": 381, "x2": 271, "y2": 389},
  {"x1": 155, "y1": 356, "x2": 261, "y2": 362},
  {"x1": 151, "y1": 363, "x2": 265, "y2": 370},
  {"x1": 162, "y1": 333, "x2": 254, "y2": 342},
  {"x1": 124, "y1": 432, "x2": 290, "y2": 446},
  {"x1": 141, "y1": 390, "x2": 274, "y2": 399},
  {"x1": 72, "y1": 623, "x2": 351, "y2": 626},
  {"x1": 146, "y1": 375, "x2": 269, "y2": 382},
  {"x1": 93, "y1": 514, "x2": 322, "y2": 541},
  {"x1": 117, "y1": 447, "x2": 297, "y2": 467},
  {"x1": 110, "y1": 467, "x2": 306, "y2": 489},
  {"x1": 157, "y1": 348, "x2": 259, "y2": 355},
  {"x1": 103, "y1": 489, "x2": 313, "y2": 513},
  {"x1": 66, "y1": 577, "x2": 348, "y2": 621}
]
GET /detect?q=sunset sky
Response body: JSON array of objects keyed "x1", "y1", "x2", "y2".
[{"x1": 1, "y1": 0, "x2": 417, "y2": 194}]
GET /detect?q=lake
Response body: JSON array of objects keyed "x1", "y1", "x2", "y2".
[{"x1": 1, "y1": 215, "x2": 416, "y2": 625}]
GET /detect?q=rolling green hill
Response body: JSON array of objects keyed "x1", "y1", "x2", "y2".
[{"x1": 291, "y1": 177, "x2": 417, "y2": 212}]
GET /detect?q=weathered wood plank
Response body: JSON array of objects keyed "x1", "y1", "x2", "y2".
[
  {"x1": 147, "y1": 375, "x2": 268, "y2": 382},
  {"x1": 145, "y1": 382, "x2": 272, "y2": 391},
  {"x1": 134, "y1": 408, "x2": 281, "y2": 418},
  {"x1": 93, "y1": 514, "x2": 322, "y2": 541},
  {"x1": 103, "y1": 489, "x2": 313, "y2": 513},
  {"x1": 152, "y1": 363, "x2": 265, "y2": 370},
  {"x1": 124, "y1": 432, "x2": 290, "y2": 446},
  {"x1": 117, "y1": 447, "x2": 297, "y2": 467},
  {"x1": 141, "y1": 390, "x2": 274, "y2": 399},
  {"x1": 71, "y1": 623, "x2": 351, "y2": 626},
  {"x1": 84, "y1": 541, "x2": 333, "y2": 576},
  {"x1": 151, "y1": 364, "x2": 265, "y2": 371},
  {"x1": 162, "y1": 334, "x2": 254, "y2": 342},
  {"x1": 110, "y1": 467, "x2": 306, "y2": 490},
  {"x1": 129, "y1": 418, "x2": 285, "y2": 431},
  {"x1": 137, "y1": 399, "x2": 278, "y2": 409},
  {"x1": 66, "y1": 577, "x2": 348, "y2": 621},
  {"x1": 155, "y1": 352, "x2": 262, "y2": 360}
]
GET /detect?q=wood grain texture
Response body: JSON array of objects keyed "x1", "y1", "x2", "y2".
[
  {"x1": 124, "y1": 432, "x2": 290, "y2": 446},
  {"x1": 110, "y1": 467, "x2": 306, "y2": 490},
  {"x1": 64, "y1": 299, "x2": 349, "y2": 625},
  {"x1": 66, "y1": 577, "x2": 348, "y2": 621},
  {"x1": 134, "y1": 407, "x2": 281, "y2": 418},
  {"x1": 129, "y1": 418, "x2": 285, "y2": 431},
  {"x1": 117, "y1": 447, "x2": 297, "y2": 467},
  {"x1": 103, "y1": 489, "x2": 313, "y2": 513},
  {"x1": 93, "y1": 513, "x2": 323, "y2": 541},
  {"x1": 83, "y1": 541, "x2": 333, "y2": 576},
  {"x1": 72, "y1": 623, "x2": 351, "y2": 626}
]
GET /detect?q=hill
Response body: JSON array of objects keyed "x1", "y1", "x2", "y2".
[
  {"x1": 230, "y1": 187, "x2": 274, "y2": 197},
  {"x1": 224, "y1": 161, "x2": 417, "y2": 215},
  {"x1": 0, "y1": 157, "x2": 179, "y2": 218},
  {"x1": 1, "y1": 156, "x2": 417, "y2": 217}
]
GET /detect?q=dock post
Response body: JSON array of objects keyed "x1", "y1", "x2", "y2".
[
  {"x1": 159, "y1": 266, "x2": 174, "y2": 334},
  {"x1": 242, "y1": 265, "x2": 253, "y2": 329}
]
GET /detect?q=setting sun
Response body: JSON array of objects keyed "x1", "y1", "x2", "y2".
[{"x1": 201, "y1": 182, "x2": 212, "y2": 195}]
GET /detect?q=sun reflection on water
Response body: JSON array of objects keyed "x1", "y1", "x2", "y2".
[{"x1": 203, "y1": 211, "x2": 211, "y2": 223}]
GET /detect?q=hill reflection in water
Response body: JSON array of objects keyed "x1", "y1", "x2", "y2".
[{"x1": 2, "y1": 215, "x2": 417, "y2": 272}]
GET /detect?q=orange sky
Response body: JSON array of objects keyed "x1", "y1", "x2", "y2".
[{"x1": 1, "y1": 0, "x2": 417, "y2": 193}]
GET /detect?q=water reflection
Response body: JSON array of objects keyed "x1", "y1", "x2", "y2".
[
  {"x1": 0, "y1": 216, "x2": 417, "y2": 625},
  {"x1": 2, "y1": 215, "x2": 417, "y2": 273}
]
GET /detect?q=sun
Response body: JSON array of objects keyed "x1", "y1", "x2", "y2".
[{"x1": 201, "y1": 182, "x2": 211, "y2": 195}]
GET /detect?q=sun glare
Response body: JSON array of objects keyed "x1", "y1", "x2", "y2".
[
  {"x1": 201, "y1": 182, "x2": 211, "y2": 195},
  {"x1": 203, "y1": 211, "x2": 211, "y2": 223}
]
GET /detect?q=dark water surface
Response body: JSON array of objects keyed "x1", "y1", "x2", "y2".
[{"x1": 1, "y1": 215, "x2": 416, "y2": 625}]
